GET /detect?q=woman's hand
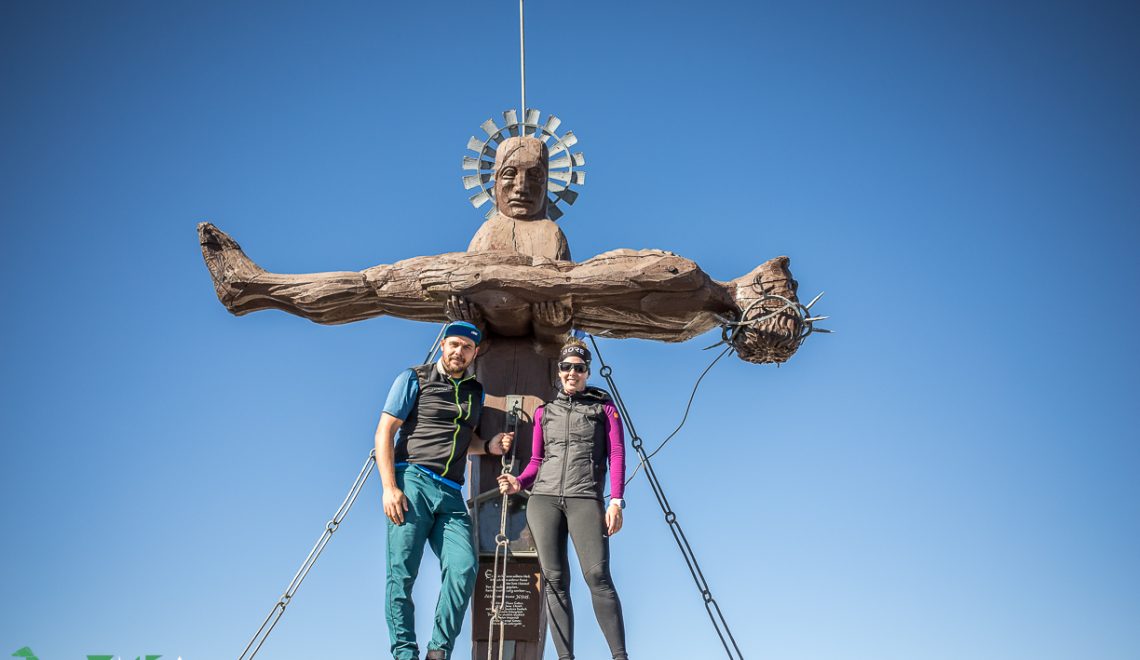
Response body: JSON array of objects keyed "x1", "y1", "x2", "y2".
[
  {"x1": 605, "y1": 503, "x2": 624, "y2": 536},
  {"x1": 490, "y1": 431, "x2": 514, "y2": 455},
  {"x1": 497, "y1": 474, "x2": 522, "y2": 495}
]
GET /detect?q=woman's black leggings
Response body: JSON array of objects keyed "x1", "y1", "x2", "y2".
[{"x1": 526, "y1": 494, "x2": 628, "y2": 660}]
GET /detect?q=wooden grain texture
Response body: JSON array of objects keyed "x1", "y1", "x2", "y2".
[{"x1": 198, "y1": 222, "x2": 801, "y2": 363}]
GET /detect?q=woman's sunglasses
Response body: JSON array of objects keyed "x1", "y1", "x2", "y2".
[{"x1": 557, "y1": 362, "x2": 589, "y2": 374}]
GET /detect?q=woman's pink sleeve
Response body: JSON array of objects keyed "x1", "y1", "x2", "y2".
[
  {"x1": 516, "y1": 406, "x2": 545, "y2": 490},
  {"x1": 604, "y1": 401, "x2": 626, "y2": 500}
]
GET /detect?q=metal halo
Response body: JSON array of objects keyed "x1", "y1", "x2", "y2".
[{"x1": 460, "y1": 109, "x2": 586, "y2": 221}]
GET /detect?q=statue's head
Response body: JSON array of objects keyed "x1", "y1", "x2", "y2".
[{"x1": 493, "y1": 137, "x2": 549, "y2": 220}]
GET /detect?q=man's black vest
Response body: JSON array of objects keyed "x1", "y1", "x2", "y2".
[
  {"x1": 394, "y1": 362, "x2": 484, "y2": 485},
  {"x1": 531, "y1": 387, "x2": 611, "y2": 500}
]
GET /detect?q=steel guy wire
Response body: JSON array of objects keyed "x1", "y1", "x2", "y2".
[
  {"x1": 587, "y1": 336, "x2": 745, "y2": 660},
  {"x1": 623, "y1": 289, "x2": 826, "y2": 486},
  {"x1": 238, "y1": 449, "x2": 376, "y2": 659},
  {"x1": 623, "y1": 343, "x2": 733, "y2": 486},
  {"x1": 423, "y1": 322, "x2": 447, "y2": 365}
]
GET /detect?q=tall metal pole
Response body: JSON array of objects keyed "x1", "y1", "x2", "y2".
[{"x1": 519, "y1": 0, "x2": 526, "y2": 134}]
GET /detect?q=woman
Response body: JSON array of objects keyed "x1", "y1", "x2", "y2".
[{"x1": 498, "y1": 337, "x2": 629, "y2": 660}]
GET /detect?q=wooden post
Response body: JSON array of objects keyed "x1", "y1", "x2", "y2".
[{"x1": 469, "y1": 336, "x2": 555, "y2": 659}]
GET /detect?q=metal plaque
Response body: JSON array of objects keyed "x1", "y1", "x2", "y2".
[{"x1": 473, "y1": 555, "x2": 544, "y2": 641}]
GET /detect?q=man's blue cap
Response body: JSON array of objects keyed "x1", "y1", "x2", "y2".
[{"x1": 443, "y1": 320, "x2": 482, "y2": 345}]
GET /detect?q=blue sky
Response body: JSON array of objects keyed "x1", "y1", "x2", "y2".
[{"x1": 2, "y1": 1, "x2": 1138, "y2": 658}]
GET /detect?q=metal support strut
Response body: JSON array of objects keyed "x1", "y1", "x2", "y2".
[
  {"x1": 588, "y1": 336, "x2": 745, "y2": 660},
  {"x1": 238, "y1": 450, "x2": 376, "y2": 659}
]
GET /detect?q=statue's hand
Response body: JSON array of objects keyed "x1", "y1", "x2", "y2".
[
  {"x1": 532, "y1": 300, "x2": 572, "y2": 329},
  {"x1": 446, "y1": 295, "x2": 485, "y2": 327}
]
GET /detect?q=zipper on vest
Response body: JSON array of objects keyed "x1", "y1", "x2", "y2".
[
  {"x1": 441, "y1": 375, "x2": 474, "y2": 480},
  {"x1": 560, "y1": 399, "x2": 573, "y2": 504}
]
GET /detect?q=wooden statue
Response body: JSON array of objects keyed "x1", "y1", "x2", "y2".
[{"x1": 199, "y1": 133, "x2": 807, "y2": 659}]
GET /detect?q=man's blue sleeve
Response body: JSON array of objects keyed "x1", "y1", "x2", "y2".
[{"x1": 382, "y1": 369, "x2": 419, "y2": 420}]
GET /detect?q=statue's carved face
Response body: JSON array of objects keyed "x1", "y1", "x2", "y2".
[
  {"x1": 732, "y1": 259, "x2": 802, "y2": 365},
  {"x1": 494, "y1": 137, "x2": 548, "y2": 220}
]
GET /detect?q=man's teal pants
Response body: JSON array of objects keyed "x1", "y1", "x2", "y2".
[{"x1": 387, "y1": 466, "x2": 477, "y2": 660}]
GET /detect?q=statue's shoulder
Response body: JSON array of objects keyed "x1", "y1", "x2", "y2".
[{"x1": 468, "y1": 215, "x2": 570, "y2": 261}]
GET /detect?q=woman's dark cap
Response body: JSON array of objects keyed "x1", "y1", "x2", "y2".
[{"x1": 559, "y1": 344, "x2": 591, "y2": 363}]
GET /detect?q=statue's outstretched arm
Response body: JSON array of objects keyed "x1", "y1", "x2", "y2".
[
  {"x1": 199, "y1": 222, "x2": 425, "y2": 325},
  {"x1": 199, "y1": 223, "x2": 802, "y2": 362}
]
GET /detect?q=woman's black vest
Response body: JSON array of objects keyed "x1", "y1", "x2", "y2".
[
  {"x1": 394, "y1": 363, "x2": 484, "y2": 485},
  {"x1": 531, "y1": 386, "x2": 611, "y2": 500}
]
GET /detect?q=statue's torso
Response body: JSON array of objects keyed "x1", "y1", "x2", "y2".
[{"x1": 467, "y1": 214, "x2": 571, "y2": 262}]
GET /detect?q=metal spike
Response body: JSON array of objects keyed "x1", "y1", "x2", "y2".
[
  {"x1": 805, "y1": 291, "x2": 826, "y2": 310},
  {"x1": 812, "y1": 328, "x2": 834, "y2": 334},
  {"x1": 468, "y1": 190, "x2": 492, "y2": 208},
  {"x1": 803, "y1": 316, "x2": 830, "y2": 323},
  {"x1": 548, "y1": 170, "x2": 572, "y2": 184},
  {"x1": 548, "y1": 180, "x2": 567, "y2": 192},
  {"x1": 524, "y1": 108, "x2": 540, "y2": 135},
  {"x1": 571, "y1": 172, "x2": 586, "y2": 185},
  {"x1": 556, "y1": 189, "x2": 579, "y2": 205},
  {"x1": 548, "y1": 203, "x2": 564, "y2": 220},
  {"x1": 484, "y1": 206, "x2": 496, "y2": 220},
  {"x1": 572, "y1": 152, "x2": 586, "y2": 166},
  {"x1": 548, "y1": 156, "x2": 572, "y2": 169},
  {"x1": 480, "y1": 118, "x2": 500, "y2": 139},
  {"x1": 503, "y1": 110, "x2": 519, "y2": 137}
]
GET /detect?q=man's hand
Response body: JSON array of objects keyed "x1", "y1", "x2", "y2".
[
  {"x1": 490, "y1": 431, "x2": 514, "y2": 455},
  {"x1": 384, "y1": 487, "x2": 410, "y2": 525},
  {"x1": 498, "y1": 474, "x2": 522, "y2": 495},
  {"x1": 605, "y1": 503, "x2": 623, "y2": 536}
]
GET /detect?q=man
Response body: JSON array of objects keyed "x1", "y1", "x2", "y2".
[{"x1": 375, "y1": 320, "x2": 513, "y2": 660}]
